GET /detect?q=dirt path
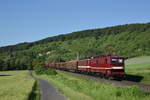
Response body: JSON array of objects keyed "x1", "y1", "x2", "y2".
[
  {"x1": 38, "y1": 78, "x2": 66, "y2": 100},
  {"x1": 29, "y1": 71, "x2": 66, "y2": 100}
]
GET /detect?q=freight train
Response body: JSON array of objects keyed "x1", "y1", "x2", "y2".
[{"x1": 46, "y1": 55, "x2": 125, "y2": 79}]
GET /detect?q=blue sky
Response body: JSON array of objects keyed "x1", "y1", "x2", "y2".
[{"x1": 0, "y1": 0, "x2": 150, "y2": 47}]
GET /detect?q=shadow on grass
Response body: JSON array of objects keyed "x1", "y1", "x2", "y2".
[
  {"x1": 0, "y1": 74, "x2": 12, "y2": 77},
  {"x1": 28, "y1": 81, "x2": 40, "y2": 100},
  {"x1": 124, "y1": 74, "x2": 143, "y2": 82}
]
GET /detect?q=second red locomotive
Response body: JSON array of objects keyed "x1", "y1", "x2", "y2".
[{"x1": 46, "y1": 55, "x2": 125, "y2": 79}]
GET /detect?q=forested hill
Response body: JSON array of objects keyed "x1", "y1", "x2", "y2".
[
  {"x1": 0, "y1": 23, "x2": 150, "y2": 53},
  {"x1": 0, "y1": 22, "x2": 150, "y2": 70}
]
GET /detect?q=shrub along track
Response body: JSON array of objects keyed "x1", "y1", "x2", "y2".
[{"x1": 61, "y1": 71, "x2": 150, "y2": 93}]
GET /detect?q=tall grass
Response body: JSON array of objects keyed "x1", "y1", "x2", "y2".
[
  {"x1": 28, "y1": 81, "x2": 41, "y2": 100},
  {"x1": 0, "y1": 71, "x2": 35, "y2": 100},
  {"x1": 36, "y1": 71, "x2": 150, "y2": 100}
]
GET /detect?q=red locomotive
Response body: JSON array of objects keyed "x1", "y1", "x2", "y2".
[{"x1": 46, "y1": 55, "x2": 125, "y2": 79}]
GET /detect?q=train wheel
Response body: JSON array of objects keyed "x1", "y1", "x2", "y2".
[
  {"x1": 96, "y1": 73, "x2": 99, "y2": 76},
  {"x1": 87, "y1": 72, "x2": 90, "y2": 75},
  {"x1": 123, "y1": 74, "x2": 127, "y2": 80},
  {"x1": 104, "y1": 75, "x2": 109, "y2": 79},
  {"x1": 100, "y1": 73, "x2": 104, "y2": 78}
]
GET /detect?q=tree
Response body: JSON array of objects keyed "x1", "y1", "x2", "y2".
[
  {"x1": 0, "y1": 58, "x2": 4, "y2": 70},
  {"x1": 104, "y1": 44, "x2": 115, "y2": 55}
]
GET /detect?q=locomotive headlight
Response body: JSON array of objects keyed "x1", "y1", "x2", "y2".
[{"x1": 112, "y1": 66, "x2": 124, "y2": 69}]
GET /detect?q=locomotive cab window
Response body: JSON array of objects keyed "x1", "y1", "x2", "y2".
[
  {"x1": 111, "y1": 59, "x2": 117, "y2": 63},
  {"x1": 112, "y1": 58, "x2": 123, "y2": 63},
  {"x1": 118, "y1": 59, "x2": 123, "y2": 63}
]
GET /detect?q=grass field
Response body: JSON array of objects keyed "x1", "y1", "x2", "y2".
[
  {"x1": 126, "y1": 62, "x2": 150, "y2": 84},
  {"x1": 0, "y1": 70, "x2": 36, "y2": 100},
  {"x1": 125, "y1": 56, "x2": 150, "y2": 84},
  {"x1": 126, "y1": 56, "x2": 150, "y2": 65},
  {"x1": 36, "y1": 71, "x2": 150, "y2": 100}
]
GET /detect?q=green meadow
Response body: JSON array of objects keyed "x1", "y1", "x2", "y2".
[
  {"x1": 0, "y1": 71, "x2": 36, "y2": 100},
  {"x1": 126, "y1": 63, "x2": 150, "y2": 84},
  {"x1": 125, "y1": 56, "x2": 150, "y2": 84},
  {"x1": 36, "y1": 71, "x2": 150, "y2": 100}
]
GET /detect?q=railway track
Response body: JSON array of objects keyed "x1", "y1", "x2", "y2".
[
  {"x1": 60, "y1": 70, "x2": 150, "y2": 93},
  {"x1": 120, "y1": 81, "x2": 150, "y2": 92}
]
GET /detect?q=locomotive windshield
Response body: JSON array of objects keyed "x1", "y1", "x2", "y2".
[
  {"x1": 118, "y1": 59, "x2": 123, "y2": 63},
  {"x1": 112, "y1": 59, "x2": 117, "y2": 63},
  {"x1": 111, "y1": 58, "x2": 123, "y2": 63}
]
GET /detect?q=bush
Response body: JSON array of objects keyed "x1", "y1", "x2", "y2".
[
  {"x1": 45, "y1": 69, "x2": 57, "y2": 75},
  {"x1": 34, "y1": 66, "x2": 46, "y2": 75},
  {"x1": 34, "y1": 66, "x2": 57, "y2": 75}
]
